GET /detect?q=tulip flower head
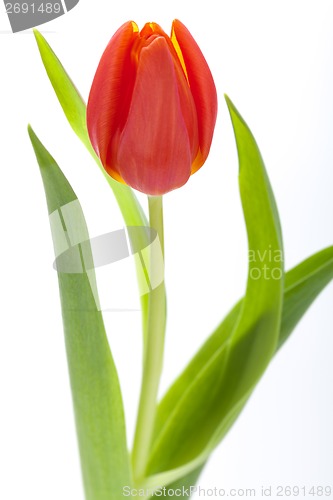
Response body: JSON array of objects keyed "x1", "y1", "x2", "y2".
[{"x1": 87, "y1": 20, "x2": 217, "y2": 195}]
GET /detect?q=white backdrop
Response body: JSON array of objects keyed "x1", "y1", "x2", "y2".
[{"x1": 0, "y1": 0, "x2": 333, "y2": 498}]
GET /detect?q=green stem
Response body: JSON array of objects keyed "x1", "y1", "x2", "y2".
[{"x1": 132, "y1": 195, "x2": 167, "y2": 483}]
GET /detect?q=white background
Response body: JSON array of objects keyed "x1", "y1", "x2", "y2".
[{"x1": 0, "y1": 0, "x2": 333, "y2": 498}]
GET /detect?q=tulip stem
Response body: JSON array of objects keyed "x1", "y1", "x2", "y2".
[{"x1": 132, "y1": 195, "x2": 167, "y2": 483}]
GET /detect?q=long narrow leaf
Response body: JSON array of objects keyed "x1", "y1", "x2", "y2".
[
  {"x1": 28, "y1": 126, "x2": 131, "y2": 500},
  {"x1": 33, "y1": 30, "x2": 91, "y2": 151},
  {"x1": 146, "y1": 93, "x2": 333, "y2": 489},
  {"x1": 33, "y1": 30, "x2": 150, "y2": 344},
  {"x1": 33, "y1": 29, "x2": 147, "y2": 229},
  {"x1": 146, "y1": 96, "x2": 284, "y2": 478},
  {"x1": 147, "y1": 242, "x2": 333, "y2": 491},
  {"x1": 155, "y1": 245, "x2": 333, "y2": 453}
]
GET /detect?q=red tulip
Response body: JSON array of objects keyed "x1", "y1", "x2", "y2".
[{"x1": 87, "y1": 20, "x2": 217, "y2": 196}]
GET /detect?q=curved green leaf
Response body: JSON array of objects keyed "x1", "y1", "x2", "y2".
[
  {"x1": 144, "y1": 94, "x2": 333, "y2": 490},
  {"x1": 152, "y1": 467, "x2": 204, "y2": 498},
  {"x1": 33, "y1": 29, "x2": 147, "y2": 229},
  {"x1": 33, "y1": 30, "x2": 150, "y2": 344},
  {"x1": 155, "y1": 245, "x2": 333, "y2": 455},
  {"x1": 145, "y1": 242, "x2": 333, "y2": 491},
  {"x1": 28, "y1": 126, "x2": 131, "y2": 499},
  {"x1": 280, "y1": 245, "x2": 333, "y2": 345},
  {"x1": 146, "y1": 96, "x2": 284, "y2": 478},
  {"x1": 33, "y1": 30, "x2": 91, "y2": 152}
]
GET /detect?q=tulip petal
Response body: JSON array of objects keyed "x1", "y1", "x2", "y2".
[
  {"x1": 140, "y1": 22, "x2": 168, "y2": 39},
  {"x1": 115, "y1": 37, "x2": 193, "y2": 195},
  {"x1": 172, "y1": 20, "x2": 218, "y2": 173},
  {"x1": 87, "y1": 21, "x2": 138, "y2": 180}
]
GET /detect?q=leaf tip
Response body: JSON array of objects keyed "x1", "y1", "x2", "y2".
[
  {"x1": 224, "y1": 93, "x2": 231, "y2": 106},
  {"x1": 27, "y1": 125, "x2": 43, "y2": 158},
  {"x1": 33, "y1": 29, "x2": 48, "y2": 54},
  {"x1": 224, "y1": 94, "x2": 242, "y2": 123},
  {"x1": 27, "y1": 123, "x2": 35, "y2": 140},
  {"x1": 33, "y1": 28, "x2": 41, "y2": 43}
]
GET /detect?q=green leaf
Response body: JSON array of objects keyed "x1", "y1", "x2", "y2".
[
  {"x1": 28, "y1": 125, "x2": 132, "y2": 500},
  {"x1": 156, "y1": 245, "x2": 333, "y2": 445},
  {"x1": 144, "y1": 246, "x2": 333, "y2": 492},
  {"x1": 33, "y1": 28, "x2": 149, "y2": 227},
  {"x1": 143, "y1": 97, "x2": 333, "y2": 491},
  {"x1": 33, "y1": 29, "x2": 92, "y2": 152},
  {"x1": 145, "y1": 95, "x2": 284, "y2": 481},
  {"x1": 33, "y1": 30, "x2": 150, "y2": 346},
  {"x1": 280, "y1": 245, "x2": 333, "y2": 346},
  {"x1": 32, "y1": 29, "x2": 147, "y2": 229},
  {"x1": 152, "y1": 467, "x2": 204, "y2": 498}
]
